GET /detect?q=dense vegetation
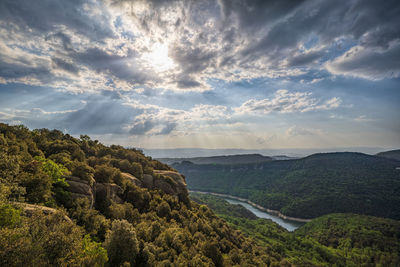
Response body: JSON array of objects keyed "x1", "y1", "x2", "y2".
[
  {"x1": 0, "y1": 123, "x2": 292, "y2": 266},
  {"x1": 175, "y1": 153, "x2": 400, "y2": 219},
  {"x1": 190, "y1": 193, "x2": 258, "y2": 220},
  {"x1": 192, "y1": 193, "x2": 400, "y2": 266},
  {"x1": 1, "y1": 123, "x2": 399, "y2": 266},
  {"x1": 377, "y1": 149, "x2": 400, "y2": 161}
]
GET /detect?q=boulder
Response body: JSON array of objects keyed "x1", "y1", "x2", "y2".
[
  {"x1": 95, "y1": 183, "x2": 124, "y2": 204},
  {"x1": 65, "y1": 176, "x2": 94, "y2": 208},
  {"x1": 15, "y1": 202, "x2": 72, "y2": 222},
  {"x1": 121, "y1": 172, "x2": 142, "y2": 187},
  {"x1": 153, "y1": 170, "x2": 189, "y2": 204}
]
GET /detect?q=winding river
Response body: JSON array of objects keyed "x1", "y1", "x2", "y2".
[{"x1": 191, "y1": 191, "x2": 306, "y2": 231}]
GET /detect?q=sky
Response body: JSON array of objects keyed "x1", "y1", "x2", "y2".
[{"x1": 0, "y1": 0, "x2": 399, "y2": 151}]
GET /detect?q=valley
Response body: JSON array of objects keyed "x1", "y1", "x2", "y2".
[{"x1": 170, "y1": 152, "x2": 400, "y2": 220}]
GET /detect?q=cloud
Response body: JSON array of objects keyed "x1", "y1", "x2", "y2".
[
  {"x1": 0, "y1": 0, "x2": 399, "y2": 94},
  {"x1": 286, "y1": 126, "x2": 322, "y2": 137},
  {"x1": 234, "y1": 90, "x2": 341, "y2": 115},
  {"x1": 353, "y1": 115, "x2": 374, "y2": 122},
  {"x1": 51, "y1": 57, "x2": 79, "y2": 74},
  {"x1": 0, "y1": 0, "x2": 114, "y2": 41},
  {"x1": 286, "y1": 50, "x2": 323, "y2": 67},
  {"x1": 325, "y1": 42, "x2": 400, "y2": 80}
]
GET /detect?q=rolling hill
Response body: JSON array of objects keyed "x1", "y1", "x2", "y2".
[
  {"x1": 157, "y1": 153, "x2": 273, "y2": 165},
  {"x1": 376, "y1": 149, "x2": 400, "y2": 161},
  {"x1": 175, "y1": 152, "x2": 400, "y2": 220}
]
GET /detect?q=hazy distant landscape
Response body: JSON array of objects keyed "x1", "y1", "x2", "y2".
[
  {"x1": 144, "y1": 147, "x2": 386, "y2": 158},
  {"x1": 1, "y1": 0, "x2": 400, "y2": 266}
]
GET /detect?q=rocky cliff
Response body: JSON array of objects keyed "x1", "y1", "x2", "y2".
[{"x1": 65, "y1": 170, "x2": 190, "y2": 208}]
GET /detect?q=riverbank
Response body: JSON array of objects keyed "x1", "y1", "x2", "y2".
[{"x1": 190, "y1": 190, "x2": 312, "y2": 223}]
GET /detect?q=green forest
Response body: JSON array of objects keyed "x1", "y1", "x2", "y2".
[
  {"x1": 0, "y1": 123, "x2": 288, "y2": 266},
  {"x1": 1, "y1": 123, "x2": 399, "y2": 266},
  {"x1": 175, "y1": 152, "x2": 400, "y2": 219},
  {"x1": 191, "y1": 193, "x2": 400, "y2": 266}
]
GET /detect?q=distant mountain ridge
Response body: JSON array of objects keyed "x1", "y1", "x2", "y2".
[
  {"x1": 157, "y1": 153, "x2": 273, "y2": 165},
  {"x1": 174, "y1": 152, "x2": 400, "y2": 220},
  {"x1": 376, "y1": 149, "x2": 400, "y2": 161}
]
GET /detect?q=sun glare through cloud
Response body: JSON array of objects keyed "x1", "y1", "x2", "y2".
[
  {"x1": 143, "y1": 42, "x2": 176, "y2": 72},
  {"x1": 0, "y1": 1, "x2": 399, "y2": 266},
  {"x1": 0, "y1": 0, "x2": 398, "y2": 150}
]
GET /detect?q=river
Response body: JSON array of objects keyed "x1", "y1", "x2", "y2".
[
  {"x1": 223, "y1": 198, "x2": 304, "y2": 231},
  {"x1": 191, "y1": 191, "x2": 306, "y2": 231}
]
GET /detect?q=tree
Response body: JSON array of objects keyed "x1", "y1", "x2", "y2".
[
  {"x1": 202, "y1": 241, "x2": 223, "y2": 267},
  {"x1": 70, "y1": 161, "x2": 95, "y2": 185},
  {"x1": 157, "y1": 201, "x2": 171, "y2": 218},
  {"x1": 81, "y1": 234, "x2": 108, "y2": 266},
  {"x1": 94, "y1": 165, "x2": 120, "y2": 183},
  {"x1": 104, "y1": 220, "x2": 139, "y2": 266},
  {"x1": 131, "y1": 162, "x2": 143, "y2": 179}
]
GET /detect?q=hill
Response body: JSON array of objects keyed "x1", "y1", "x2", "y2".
[
  {"x1": 174, "y1": 152, "x2": 400, "y2": 220},
  {"x1": 376, "y1": 149, "x2": 400, "y2": 161},
  {"x1": 0, "y1": 123, "x2": 287, "y2": 266},
  {"x1": 157, "y1": 153, "x2": 273, "y2": 165},
  {"x1": 192, "y1": 193, "x2": 400, "y2": 266}
]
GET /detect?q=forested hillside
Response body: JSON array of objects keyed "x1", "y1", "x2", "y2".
[
  {"x1": 1, "y1": 123, "x2": 399, "y2": 266},
  {"x1": 377, "y1": 149, "x2": 400, "y2": 161},
  {"x1": 0, "y1": 123, "x2": 287, "y2": 266},
  {"x1": 192, "y1": 193, "x2": 400, "y2": 266},
  {"x1": 175, "y1": 153, "x2": 400, "y2": 219}
]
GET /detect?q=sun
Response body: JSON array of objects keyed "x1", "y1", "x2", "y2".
[{"x1": 143, "y1": 42, "x2": 175, "y2": 72}]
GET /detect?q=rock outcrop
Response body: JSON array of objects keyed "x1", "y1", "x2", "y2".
[
  {"x1": 121, "y1": 172, "x2": 142, "y2": 187},
  {"x1": 95, "y1": 183, "x2": 124, "y2": 204},
  {"x1": 64, "y1": 170, "x2": 190, "y2": 208},
  {"x1": 65, "y1": 176, "x2": 95, "y2": 208},
  {"x1": 14, "y1": 202, "x2": 72, "y2": 222},
  {"x1": 153, "y1": 170, "x2": 189, "y2": 204}
]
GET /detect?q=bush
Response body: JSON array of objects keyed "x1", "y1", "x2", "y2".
[
  {"x1": 94, "y1": 165, "x2": 120, "y2": 183},
  {"x1": 104, "y1": 220, "x2": 139, "y2": 266},
  {"x1": 0, "y1": 204, "x2": 21, "y2": 228}
]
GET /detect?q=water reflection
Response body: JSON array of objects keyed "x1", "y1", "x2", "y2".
[{"x1": 224, "y1": 198, "x2": 304, "y2": 231}]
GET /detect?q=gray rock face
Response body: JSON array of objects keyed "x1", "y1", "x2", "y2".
[
  {"x1": 121, "y1": 172, "x2": 142, "y2": 187},
  {"x1": 15, "y1": 202, "x2": 72, "y2": 222},
  {"x1": 65, "y1": 176, "x2": 94, "y2": 208},
  {"x1": 64, "y1": 170, "x2": 190, "y2": 208},
  {"x1": 95, "y1": 183, "x2": 124, "y2": 204},
  {"x1": 153, "y1": 170, "x2": 189, "y2": 204}
]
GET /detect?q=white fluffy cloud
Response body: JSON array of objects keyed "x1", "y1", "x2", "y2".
[
  {"x1": 234, "y1": 90, "x2": 341, "y2": 115},
  {"x1": 325, "y1": 42, "x2": 400, "y2": 80},
  {"x1": 0, "y1": 0, "x2": 399, "y2": 93}
]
